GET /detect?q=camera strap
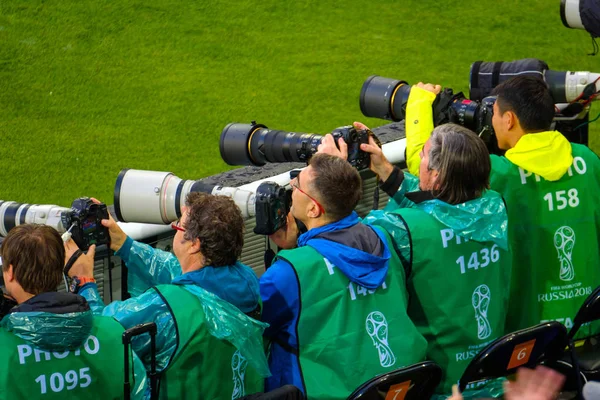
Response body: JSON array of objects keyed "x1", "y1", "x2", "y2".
[
  {"x1": 588, "y1": 36, "x2": 599, "y2": 56},
  {"x1": 264, "y1": 238, "x2": 276, "y2": 271},
  {"x1": 470, "y1": 61, "x2": 483, "y2": 100},
  {"x1": 470, "y1": 60, "x2": 512, "y2": 99},
  {"x1": 366, "y1": 130, "x2": 383, "y2": 210},
  {"x1": 491, "y1": 62, "x2": 503, "y2": 88},
  {"x1": 432, "y1": 89, "x2": 457, "y2": 126},
  {"x1": 63, "y1": 249, "x2": 83, "y2": 276}
]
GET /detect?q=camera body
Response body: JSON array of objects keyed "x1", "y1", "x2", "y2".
[
  {"x1": 430, "y1": 89, "x2": 498, "y2": 152},
  {"x1": 331, "y1": 126, "x2": 371, "y2": 170},
  {"x1": 61, "y1": 197, "x2": 110, "y2": 250},
  {"x1": 253, "y1": 182, "x2": 291, "y2": 235}
]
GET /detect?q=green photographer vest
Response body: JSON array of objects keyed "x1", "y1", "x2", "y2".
[
  {"x1": 490, "y1": 144, "x2": 600, "y2": 339},
  {"x1": 0, "y1": 316, "x2": 126, "y2": 399},
  {"x1": 276, "y1": 227, "x2": 427, "y2": 400},
  {"x1": 391, "y1": 208, "x2": 511, "y2": 396},
  {"x1": 153, "y1": 284, "x2": 263, "y2": 400}
]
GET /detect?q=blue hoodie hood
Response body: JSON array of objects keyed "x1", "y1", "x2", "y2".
[
  {"x1": 172, "y1": 261, "x2": 260, "y2": 313},
  {"x1": 297, "y1": 212, "x2": 391, "y2": 290}
]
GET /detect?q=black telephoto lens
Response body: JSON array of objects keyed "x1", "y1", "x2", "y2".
[
  {"x1": 360, "y1": 75, "x2": 412, "y2": 121},
  {"x1": 220, "y1": 122, "x2": 323, "y2": 166},
  {"x1": 543, "y1": 70, "x2": 569, "y2": 104},
  {"x1": 220, "y1": 122, "x2": 268, "y2": 166}
]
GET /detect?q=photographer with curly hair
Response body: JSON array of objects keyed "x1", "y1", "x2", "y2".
[
  {"x1": 65, "y1": 192, "x2": 270, "y2": 399},
  {"x1": 0, "y1": 224, "x2": 148, "y2": 399}
]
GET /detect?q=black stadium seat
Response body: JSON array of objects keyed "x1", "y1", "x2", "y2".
[
  {"x1": 347, "y1": 361, "x2": 442, "y2": 400},
  {"x1": 458, "y1": 321, "x2": 569, "y2": 393},
  {"x1": 241, "y1": 385, "x2": 305, "y2": 400},
  {"x1": 568, "y1": 285, "x2": 600, "y2": 381},
  {"x1": 545, "y1": 285, "x2": 600, "y2": 395}
]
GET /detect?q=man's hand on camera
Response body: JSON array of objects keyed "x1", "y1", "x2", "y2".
[
  {"x1": 317, "y1": 133, "x2": 348, "y2": 160},
  {"x1": 90, "y1": 197, "x2": 127, "y2": 252},
  {"x1": 64, "y1": 240, "x2": 95, "y2": 278},
  {"x1": 268, "y1": 212, "x2": 299, "y2": 250},
  {"x1": 354, "y1": 122, "x2": 395, "y2": 182},
  {"x1": 415, "y1": 82, "x2": 442, "y2": 95}
]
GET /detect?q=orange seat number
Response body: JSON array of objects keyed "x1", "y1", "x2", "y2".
[
  {"x1": 507, "y1": 339, "x2": 536, "y2": 370},
  {"x1": 385, "y1": 380, "x2": 411, "y2": 400}
]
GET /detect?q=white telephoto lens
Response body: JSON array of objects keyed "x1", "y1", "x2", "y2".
[{"x1": 561, "y1": 0, "x2": 585, "y2": 30}]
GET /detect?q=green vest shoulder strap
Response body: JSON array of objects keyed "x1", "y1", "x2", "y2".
[
  {"x1": 276, "y1": 246, "x2": 321, "y2": 272},
  {"x1": 0, "y1": 315, "x2": 126, "y2": 399},
  {"x1": 277, "y1": 227, "x2": 427, "y2": 399},
  {"x1": 153, "y1": 284, "x2": 263, "y2": 400},
  {"x1": 392, "y1": 207, "x2": 511, "y2": 395}
]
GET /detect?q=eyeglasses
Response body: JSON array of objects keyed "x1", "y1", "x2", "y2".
[
  {"x1": 291, "y1": 180, "x2": 325, "y2": 215},
  {"x1": 171, "y1": 219, "x2": 185, "y2": 232}
]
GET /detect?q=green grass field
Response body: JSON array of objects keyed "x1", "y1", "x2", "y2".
[{"x1": 1, "y1": 0, "x2": 598, "y2": 206}]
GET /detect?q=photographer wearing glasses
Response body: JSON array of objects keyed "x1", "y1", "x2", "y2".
[
  {"x1": 65, "y1": 192, "x2": 270, "y2": 399},
  {"x1": 405, "y1": 76, "x2": 600, "y2": 340},
  {"x1": 260, "y1": 153, "x2": 427, "y2": 399},
  {"x1": 320, "y1": 121, "x2": 511, "y2": 398},
  {"x1": 0, "y1": 224, "x2": 148, "y2": 399}
]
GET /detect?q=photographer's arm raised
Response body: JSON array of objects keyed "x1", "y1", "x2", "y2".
[
  {"x1": 405, "y1": 83, "x2": 439, "y2": 176},
  {"x1": 63, "y1": 241, "x2": 105, "y2": 313},
  {"x1": 91, "y1": 198, "x2": 182, "y2": 294}
]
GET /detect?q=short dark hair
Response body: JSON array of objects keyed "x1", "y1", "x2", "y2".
[
  {"x1": 492, "y1": 75, "x2": 555, "y2": 132},
  {"x1": 428, "y1": 124, "x2": 491, "y2": 205},
  {"x1": 183, "y1": 192, "x2": 245, "y2": 267},
  {"x1": 1, "y1": 224, "x2": 64, "y2": 295},
  {"x1": 308, "y1": 153, "x2": 362, "y2": 221}
]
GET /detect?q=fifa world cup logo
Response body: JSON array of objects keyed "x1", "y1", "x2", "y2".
[
  {"x1": 554, "y1": 226, "x2": 576, "y2": 282},
  {"x1": 231, "y1": 350, "x2": 248, "y2": 400},
  {"x1": 365, "y1": 311, "x2": 396, "y2": 368},
  {"x1": 472, "y1": 284, "x2": 492, "y2": 340}
]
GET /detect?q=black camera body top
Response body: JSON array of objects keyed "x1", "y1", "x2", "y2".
[
  {"x1": 61, "y1": 197, "x2": 110, "y2": 250},
  {"x1": 331, "y1": 126, "x2": 371, "y2": 170},
  {"x1": 253, "y1": 182, "x2": 291, "y2": 236}
]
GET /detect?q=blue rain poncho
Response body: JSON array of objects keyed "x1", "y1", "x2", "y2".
[
  {"x1": 79, "y1": 237, "x2": 270, "y2": 377},
  {"x1": 0, "y1": 292, "x2": 149, "y2": 399},
  {"x1": 363, "y1": 172, "x2": 508, "y2": 256}
]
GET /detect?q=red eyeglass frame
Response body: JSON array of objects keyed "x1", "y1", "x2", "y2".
[
  {"x1": 291, "y1": 181, "x2": 325, "y2": 214},
  {"x1": 171, "y1": 220, "x2": 185, "y2": 232}
]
